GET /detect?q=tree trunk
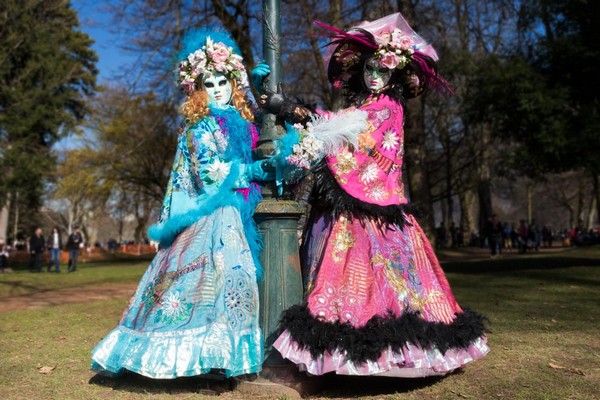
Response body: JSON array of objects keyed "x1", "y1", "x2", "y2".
[
  {"x1": 405, "y1": 97, "x2": 435, "y2": 238},
  {"x1": 587, "y1": 196, "x2": 596, "y2": 230},
  {"x1": 12, "y1": 191, "x2": 19, "y2": 246},
  {"x1": 477, "y1": 124, "x2": 493, "y2": 234},
  {"x1": 329, "y1": 0, "x2": 343, "y2": 110},
  {"x1": 445, "y1": 135, "x2": 454, "y2": 225},
  {"x1": 478, "y1": 179, "x2": 492, "y2": 234},
  {"x1": 593, "y1": 173, "x2": 600, "y2": 226},
  {"x1": 527, "y1": 183, "x2": 533, "y2": 224},
  {"x1": 134, "y1": 214, "x2": 149, "y2": 244},
  {"x1": 0, "y1": 194, "x2": 9, "y2": 246},
  {"x1": 84, "y1": 209, "x2": 100, "y2": 248},
  {"x1": 576, "y1": 179, "x2": 585, "y2": 228},
  {"x1": 459, "y1": 188, "x2": 476, "y2": 235},
  {"x1": 440, "y1": 199, "x2": 447, "y2": 228}
]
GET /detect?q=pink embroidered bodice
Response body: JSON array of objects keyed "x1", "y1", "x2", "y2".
[{"x1": 326, "y1": 94, "x2": 407, "y2": 205}]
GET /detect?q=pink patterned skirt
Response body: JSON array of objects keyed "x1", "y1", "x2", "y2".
[{"x1": 273, "y1": 212, "x2": 489, "y2": 377}]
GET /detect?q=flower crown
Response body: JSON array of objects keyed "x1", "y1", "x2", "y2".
[
  {"x1": 372, "y1": 28, "x2": 415, "y2": 70},
  {"x1": 177, "y1": 37, "x2": 247, "y2": 95}
]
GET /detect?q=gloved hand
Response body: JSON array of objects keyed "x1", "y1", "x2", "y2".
[
  {"x1": 246, "y1": 159, "x2": 275, "y2": 181},
  {"x1": 250, "y1": 61, "x2": 270, "y2": 95},
  {"x1": 260, "y1": 83, "x2": 312, "y2": 123},
  {"x1": 259, "y1": 82, "x2": 288, "y2": 115}
]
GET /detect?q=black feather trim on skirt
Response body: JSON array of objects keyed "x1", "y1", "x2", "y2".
[
  {"x1": 311, "y1": 161, "x2": 421, "y2": 230},
  {"x1": 279, "y1": 304, "x2": 488, "y2": 363}
]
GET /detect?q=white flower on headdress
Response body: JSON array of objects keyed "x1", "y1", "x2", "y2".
[
  {"x1": 382, "y1": 129, "x2": 399, "y2": 151},
  {"x1": 206, "y1": 159, "x2": 231, "y2": 183},
  {"x1": 391, "y1": 29, "x2": 414, "y2": 51}
]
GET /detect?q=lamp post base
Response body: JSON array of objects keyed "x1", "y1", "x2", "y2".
[{"x1": 235, "y1": 365, "x2": 326, "y2": 399}]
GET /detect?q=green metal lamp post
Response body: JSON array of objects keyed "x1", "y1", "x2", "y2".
[{"x1": 255, "y1": 0, "x2": 305, "y2": 366}]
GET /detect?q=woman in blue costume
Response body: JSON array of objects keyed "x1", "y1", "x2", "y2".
[{"x1": 91, "y1": 30, "x2": 274, "y2": 379}]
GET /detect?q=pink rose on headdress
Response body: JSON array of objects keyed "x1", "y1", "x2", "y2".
[
  {"x1": 209, "y1": 44, "x2": 230, "y2": 63},
  {"x1": 410, "y1": 74, "x2": 420, "y2": 87},
  {"x1": 391, "y1": 29, "x2": 414, "y2": 51},
  {"x1": 230, "y1": 59, "x2": 244, "y2": 70},
  {"x1": 180, "y1": 79, "x2": 196, "y2": 93},
  {"x1": 375, "y1": 32, "x2": 391, "y2": 46},
  {"x1": 380, "y1": 52, "x2": 401, "y2": 69}
]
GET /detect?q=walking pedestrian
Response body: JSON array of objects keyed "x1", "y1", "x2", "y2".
[
  {"x1": 66, "y1": 225, "x2": 83, "y2": 272},
  {"x1": 29, "y1": 227, "x2": 45, "y2": 273},
  {"x1": 47, "y1": 226, "x2": 63, "y2": 272}
]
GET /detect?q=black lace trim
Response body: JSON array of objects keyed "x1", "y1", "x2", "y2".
[
  {"x1": 311, "y1": 161, "x2": 420, "y2": 230},
  {"x1": 279, "y1": 304, "x2": 488, "y2": 363}
]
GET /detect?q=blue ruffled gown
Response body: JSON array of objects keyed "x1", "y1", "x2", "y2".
[{"x1": 91, "y1": 106, "x2": 264, "y2": 378}]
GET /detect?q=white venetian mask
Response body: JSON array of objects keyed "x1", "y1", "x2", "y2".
[
  {"x1": 363, "y1": 57, "x2": 392, "y2": 92},
  {"x1": 202, "y1": 73, "x2": 232, "y2": 107}
]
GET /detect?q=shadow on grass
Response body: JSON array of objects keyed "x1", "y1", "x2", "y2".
[
  {"x1": 7, "y1": 253, "x2": 154, "y2": 271},
  {"x1": 317, "y1": 373, "x2": 445, "y2": 398},
  {"x1": 89, "y1": 370, "x2": 446, "y2": 398},
  {"x1": 443, "y1": 255, "x2": 600, "y2": 274},
  {"x1": 89, "y1": 372, "x2": 235, "y2": 396},
  {"x1": 0, "y1": 279, "x2": 42, "y2": 291}
]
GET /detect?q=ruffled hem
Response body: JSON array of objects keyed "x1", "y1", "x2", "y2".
[
  {"x1": 278, "y1": 304, "x2": 487, "y2": 363},
  {"x1": 91, "y1": 325, "x2": 263, "y2": 379},
  {"x1": 274, "y1": 330, "x2": 489, "y2": 377}
]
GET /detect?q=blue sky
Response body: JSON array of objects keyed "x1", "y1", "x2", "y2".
[
  {"x1": 57, "y1": 1, "x2": 134, "y2": 150},
  {"x1": 73, "y1": 0, "x2": 135, "y2": 83}
]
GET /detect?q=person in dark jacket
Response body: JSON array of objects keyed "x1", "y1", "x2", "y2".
[
  {"x1": 0, "y1": 245, "x2": 9, "y2": 273},
  {"x1": 485, "y1": 214, "x2": 503, "y2": 257},
  {"x1": 66, "y1": 225, "x2": 83, "y2": 272},
  {"x1": 29, "y1": 227, "x2": 45, "y2": 272}
]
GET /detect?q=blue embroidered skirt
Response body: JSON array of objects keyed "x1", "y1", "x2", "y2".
[{"x1": 91, "y1": 206, "x2": 263, "y2": 378}]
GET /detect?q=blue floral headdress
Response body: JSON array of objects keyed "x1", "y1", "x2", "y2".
[{"x1": 176, "y1": 28, "x2": 248, "y2": 95}]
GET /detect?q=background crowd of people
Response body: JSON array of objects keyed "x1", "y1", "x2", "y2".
[
  {"x1": 2, "y1": 217, "x2": 598, "y2": 274},
  {"x1": 0, "y1": 225, "x2": 84, "y2": 273},
  {"x1": 435, "y1": 216, "x2": 600, "y2": 257}
]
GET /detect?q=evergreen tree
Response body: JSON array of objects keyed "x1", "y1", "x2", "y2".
[{"x1": 0, "y1": 0, "x2": 98, "y2": 213}]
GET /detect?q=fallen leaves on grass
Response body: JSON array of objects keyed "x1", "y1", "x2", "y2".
[
  {"x1": 37, "y1": 365, "x2": 56, "y2": 374},
  {"x1": 548, "y1": 362, "x2": 585, "y2": 376},
  {"x1": 449, "y1": 389, "x2": 471, "y2": 398}
]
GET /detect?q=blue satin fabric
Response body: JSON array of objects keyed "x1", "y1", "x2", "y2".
[{"x1": 91, "y1": 206, "x2": 264, "y2": 378}]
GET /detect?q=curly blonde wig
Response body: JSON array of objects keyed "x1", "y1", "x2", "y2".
[{"x1": 180, "y1": 79, "x2": 253, "y2": 125}]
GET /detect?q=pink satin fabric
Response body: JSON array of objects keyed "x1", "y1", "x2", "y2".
[
  {"x1": 305, "y1": 214, "x2": 461, "y2": 326},
  {"x1": 326, "y1": 95, "x2": 408, "y2": 206}
]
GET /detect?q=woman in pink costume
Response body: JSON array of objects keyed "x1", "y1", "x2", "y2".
[{"x1": 262, "y1": 13, "x2": 489, "y2": 377}]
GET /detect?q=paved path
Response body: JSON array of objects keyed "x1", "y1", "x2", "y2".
[
  {"x1": 0, "y1": 283, "x2": 136, "y2": 313},
  {"x1": 0, "y1": 247, "x2": 571, "y2": 314}
]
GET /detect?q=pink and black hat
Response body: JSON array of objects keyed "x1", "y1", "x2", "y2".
[{"x1": 316, "y1": 13, "x2": 450, "y2": 98}]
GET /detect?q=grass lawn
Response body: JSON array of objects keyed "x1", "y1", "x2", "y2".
[
  {"x1": 0, "y1": 248, "x2": 599, "y2": 399},
  {"x1": 0, "y1": 261, "x2": 149, "y2": 298}
]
